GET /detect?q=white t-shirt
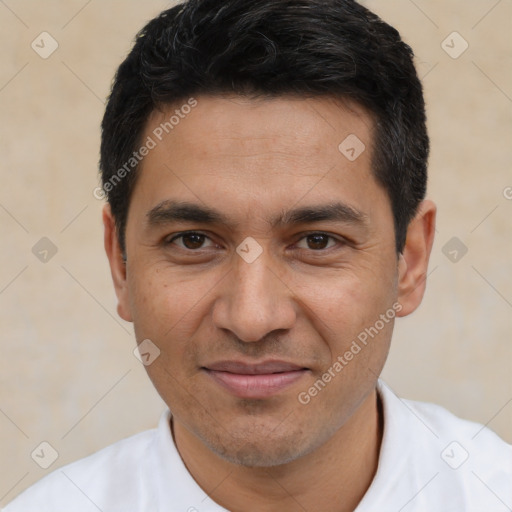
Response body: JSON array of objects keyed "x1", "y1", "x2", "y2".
[{"x1": 4, "y1": 380, "x2": 512, "y2": 512}]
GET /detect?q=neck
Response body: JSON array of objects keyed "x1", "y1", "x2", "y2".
[{"x1": 173, "y1": 388, "x2": 383, "y2": 512}]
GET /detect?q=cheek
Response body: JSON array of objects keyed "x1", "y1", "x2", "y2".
[
  {"x1": 128, "y1": 264, "x2": 202, "y2": 334},
  {"x1": 128, "y1": 269, "x2": 205, "y2": 393},
  {"x1": 129, "y1": 271, "x2": 170, "y2": 336},
  {"x1": 289, "y1": 266, "x2": 398, "y2": 395},
  {"x1": 127, "y1": 265, "x2": 221, "y2": 372},
  {"x1": 292, "y1": 265, "x2": 397, "y2": 336}
]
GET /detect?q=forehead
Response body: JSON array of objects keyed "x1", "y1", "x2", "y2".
[
  {"x1": 145, "y1": 95, "x2": 374, "y2": 165},
  {"x1": 128, "y1": 94, "x2": 388, "y2": 233}
]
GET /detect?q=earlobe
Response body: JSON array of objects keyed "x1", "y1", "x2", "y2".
[
  {"x1": 102, "y1": 204, "x2": 133, "y2": 322},
  {"x1": 396, "y1": 199, "x2": 437, "y2": 317}
]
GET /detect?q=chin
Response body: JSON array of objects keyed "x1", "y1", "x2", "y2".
[
  {"x1": 214, "y1": 438, "x2": 306, "y2": 467},
  {"x1": 199, "y1": 421, "x2": 322, "y2": 468}
]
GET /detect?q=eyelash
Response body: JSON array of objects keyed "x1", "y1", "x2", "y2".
[{"x1": 166, "y1": 231, "x2": 344, "y2": 252}]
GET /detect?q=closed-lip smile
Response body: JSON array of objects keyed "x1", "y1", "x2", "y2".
[{"x1": 202, "y1": 360, "x2": 309, "y2": 399}]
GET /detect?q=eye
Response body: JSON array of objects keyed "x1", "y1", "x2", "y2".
[
  {"x1": 295, "y1": 233, "x2": 340, "y2": 251},
  {"x1": 167, "y1": 231, "x2": 215, "y2": 250}
]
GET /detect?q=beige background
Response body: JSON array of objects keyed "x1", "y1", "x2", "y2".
[{"x1": 0, "y1": 0, "x2": 511, "y2": 505}]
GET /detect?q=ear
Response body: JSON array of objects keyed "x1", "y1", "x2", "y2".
[
  {"x1": 396, "y1": 199, "x2": 437, "y2": 317},
  {"x1": 102, "y1": 204, "x2": 133, "y2": 322}
]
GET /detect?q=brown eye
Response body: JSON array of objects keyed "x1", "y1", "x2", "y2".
[
  {"x1": 296, "y1": 233, "x2": 338, "y2": 251},
  {"x1": 306, "y1": 234, "x2": 330, "y2": 250},
  {"x1": 181, "y1": 233, "x2": 205, "y2": 249},
  {"x1": 168, "y1": 232, "x2": 213, "y2": 250}
]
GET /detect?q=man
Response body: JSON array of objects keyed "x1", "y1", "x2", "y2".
[{"x1": 5, "y1": 0, "x2": 511, "y2": 511}]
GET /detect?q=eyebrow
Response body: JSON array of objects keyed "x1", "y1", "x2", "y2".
[{"x1": 146, "y1": 200, "x2": 368, "y2": 230}]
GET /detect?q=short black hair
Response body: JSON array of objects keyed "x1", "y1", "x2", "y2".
[{"x1": 100, "y1": 0, "x2": 428, "y2": 254}]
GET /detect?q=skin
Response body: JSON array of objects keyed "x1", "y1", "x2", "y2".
[{"x1": 103, "y1": 95, "x2": 436, "y2": 512}]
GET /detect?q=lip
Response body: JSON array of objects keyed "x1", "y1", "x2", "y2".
[{"x1": 203, "y1": 360, "x2": 309, "y2": 399}]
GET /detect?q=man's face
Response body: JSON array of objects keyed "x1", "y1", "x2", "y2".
[{"x1": 112, "y1": 95, "x2": 408, "y2": 466}]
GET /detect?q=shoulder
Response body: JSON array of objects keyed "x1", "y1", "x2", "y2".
[
  {"x1": 401, "y1": 392, "x2": 511, "y2": 467},
  {"x1": 409, "y1": 395, "x2": 511, "y2": 507},
  {"x1": 4, "y1": 427, "x2": 158, "y2": 512},
  {"x1": 362, "y1": 381, "x2": 512, "y2": 511}
]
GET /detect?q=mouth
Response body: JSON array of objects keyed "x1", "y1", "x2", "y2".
[{"x1": 202, "y1": 360, "x2": 309, "y2": 399}]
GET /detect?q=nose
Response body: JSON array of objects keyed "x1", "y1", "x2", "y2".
[{"x1": 212, "y1": 252, "x2": 297, "y2": 343}]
